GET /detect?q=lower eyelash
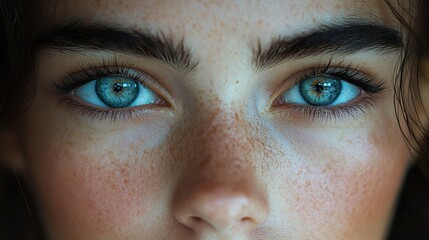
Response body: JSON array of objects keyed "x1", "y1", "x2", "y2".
[
  {"x1": 286, "y1": 96, "x2": 378, "y2": 123},
  {"x1": 58, "y1": 96, "x2": 162, "y2": 122}
]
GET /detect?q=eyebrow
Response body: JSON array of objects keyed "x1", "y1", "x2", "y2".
[
  {"x1": 36, "y1": 21, "x2": 402, "y2": 74},
  {"x1": 36, "y1": 20, "x2": 199, "y2": 74},
  {"x1": 253, "y1": 22, "x2": 403, "y2": 71}
]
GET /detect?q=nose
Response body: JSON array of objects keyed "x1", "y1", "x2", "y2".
[
  {"x1": 173, "y1": 178, "x2": 267, "y2": 234},
  {"x1": 171, "y1": 108, "x2": 268, "y2": 235}
]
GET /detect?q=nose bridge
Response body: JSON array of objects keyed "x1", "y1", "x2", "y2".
[
  {"x1": 172, "y1": 105, "x2": 268, "y2": 235},
  {"x1": 190, "y1": 105, "x2": 254, "y2": 178}
]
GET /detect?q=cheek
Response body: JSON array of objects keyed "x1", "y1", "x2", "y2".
[
  {"x1": 269, "y1": 118, "x2": 409, "y2": 238},
  {"x1": 25, "y1": 133, "x2": 169, "y2": 238},
  {"x1": 19, "y1": 86, "x2": 178, "y2": 237}
]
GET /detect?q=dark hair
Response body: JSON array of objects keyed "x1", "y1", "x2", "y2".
[
  {"x1": 0, "y1": 0, "x2": 428, "y2": 239},
  {"x1": 384, "y1": 0, "x2": 429, "y2": 172},
  {"x1": 384, "y1": 1, "x2": 429, "y2": 237},
  {"x1": 0, "y1": 0, "x2": 35, "y2": 126},
  {"x1": 0, "y1": 1, "x2": 40, "y2": 239}
]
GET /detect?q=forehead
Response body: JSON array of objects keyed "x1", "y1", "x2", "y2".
[{"x1": 37, "y1": 0, "x2": 394, "y2": 35}]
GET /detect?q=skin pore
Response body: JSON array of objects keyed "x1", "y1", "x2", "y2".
[{"x1": 0, "y1": 0, "x2": 422, "y2": 239}]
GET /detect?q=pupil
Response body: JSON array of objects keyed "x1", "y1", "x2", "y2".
[
  {"x1": 314, "y1": 82, "x2": 331, "y2": 93},
  {"x1": 315, "y1": 83, "x2": 324, "y2": 93},
  {"x1": 113, "y1": 83, "x2": 123, "y2": 93}
]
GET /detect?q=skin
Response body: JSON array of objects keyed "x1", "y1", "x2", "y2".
[{"x1": 0, "y1": 0, "x2": 423, "y2": 239}]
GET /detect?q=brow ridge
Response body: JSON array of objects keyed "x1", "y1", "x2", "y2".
[
  {"x1": 36, "y1": 20, "x2": 199, "y2": 74},
  {"x1": 252, "y1": 22, "x2": 403, "y2": 71}
]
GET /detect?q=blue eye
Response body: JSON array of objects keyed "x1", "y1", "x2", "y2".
[
  {"x1": 281, "y1": 76, "x2": 361, "y2": 106},
  {"x1": 74, "y1": 76, "x2": 159, "y2": 108}
]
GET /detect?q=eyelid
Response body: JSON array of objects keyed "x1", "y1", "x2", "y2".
[
  {"x1": 53, "y1": 59, "x2": 173, "y2": 121},
  {"x1": 269, "y1": 61, "x2": 386, "y2": 108},
  {"x1": 54, "y1": 60, "x2": 172, "y2": 106},
  {"x1": 267, "y1": 61, "x2": 387, "y2": 122}
]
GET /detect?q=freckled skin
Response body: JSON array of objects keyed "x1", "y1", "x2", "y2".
[{"x1": 14, "y1": 0, "x2": 415, "y2": 239}]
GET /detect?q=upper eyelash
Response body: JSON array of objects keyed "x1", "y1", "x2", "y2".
[
  {"x1": 54, "y1": 61, "x2": 144, "y2": 95},
  {"x1": 289, "y1": 61, "x2": 387, "y2": 95}
]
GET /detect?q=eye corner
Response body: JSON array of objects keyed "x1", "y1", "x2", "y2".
[{"x1": 271, "y1": 94, "x2": 284, "y2": 108}]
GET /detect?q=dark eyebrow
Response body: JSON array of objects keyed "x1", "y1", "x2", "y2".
[
  {"x1": 253, "y1": 22, "x2": 403, "y2": 71},
  {"x1": 36, "y1": 20, "x2": 199, "y2": 74}
]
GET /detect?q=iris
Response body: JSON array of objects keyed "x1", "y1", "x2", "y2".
[
  {"x1": 299, "y1": 77, "x2": 341, "y2": 106},
  {"x1": 95, "y1": 77, "x2": 139, "y2": 108}
]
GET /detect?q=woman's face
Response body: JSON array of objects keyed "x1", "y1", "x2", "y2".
[{"x1": 12, "y1": 0, "x2": 413, "y2": 239}]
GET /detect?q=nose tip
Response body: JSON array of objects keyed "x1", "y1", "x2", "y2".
[{"x1": 173, "y1": 184, "x2": 267, "y2": 234}]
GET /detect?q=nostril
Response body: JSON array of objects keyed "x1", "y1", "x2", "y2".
[
  {"x1": 186, "y1": 215, "x2": 256, "y2": 233},
  {"x1": 241, "y1": 217, "x2": 253, "y2": 223},
  {"x1": 191, "y1": 216, "x2": 203, "y2": 223},
  {"x1": 240, "y1": 216, "x2": 255, "y2": 226},
  {"x1": 187, "y1": 216, "x2": 215, "y2": 232}
]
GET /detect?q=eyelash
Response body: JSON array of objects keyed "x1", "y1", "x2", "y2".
[
  {"x1": 54, "y1": 60, "x2": 386, "y2": 122},
  {"x1": 54, "y1": 60, "x2": 168, "y2": 121},
  {"x1": 272, "y1": 61, "x2": 386, "y2": 122}
]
